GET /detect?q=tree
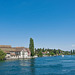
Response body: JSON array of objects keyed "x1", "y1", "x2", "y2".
[
  {"x1": 73, "y1": 50, "x2": 75, "y2": 54},
  {"x1": 56, "y1": 50, "x2": 59, "y2": 55},
  {"x1": 29, "y1": 38, "x2": 34, "y2": 56},
  {"x1": 0, "y1": 49, "x2": 6, "y2": 60},
  {"x1": 38, "y1": 49, "x2": 43, "y2": 57},
  {"x1": 42, "y1": 48, "x2": 44, "y2": 52},
  {"x1": 53, "y1": 49, "x2": 56, "y2": 54},
  {"x1": 71, "y1": 50, "x2": 72, "y2": 55},
  {"x1": 64, "y1": 51, "x2": 70, "y2": 55},
  {"x1": 50, "y1": 52, "x2": 55, "y2": 56}
]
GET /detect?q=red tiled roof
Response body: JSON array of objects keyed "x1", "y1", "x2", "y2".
[
  {"x1": 0, "y1": 45, "x2": 30, "y2": 55},
  {"x1": 13, "y1": 47, "x2": 24, "y2": 52},
  {"x1": 0, "y1": 45, "x2": 11, "y2": 48}
]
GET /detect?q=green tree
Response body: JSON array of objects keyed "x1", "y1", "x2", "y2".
[
  {"x1": 38, "y1": 49, "x2": 43, "y2": 57},
  {"x1": 0, "y1": 49, "x2": 6, "y2": 61},
  {"x1": 53, "y1": 49, "x2": 56, "y2": 54},
  {"x1": 29, "y1": 38, "x2": 34, "y2": 56},
  {"x1": 50, "y1": 52, "x2": 55, "y2": 56},
  {"x1": 64, "y1": 51, "x2": 70, "y2": 55},
  {"x1": 71, "y1": 50, "x2": 72, "y2": 55},
  {"x1": 42, "y1": 48, "x2": 44, "y2": 52},
  {"x1": 73, "y1": 50, "x2": 75, "y2": 54},
  {"x1": 56, "y1": 50, "x2": 59, "y2": 55}
]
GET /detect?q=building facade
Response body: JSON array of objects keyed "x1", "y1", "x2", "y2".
[{"x1": 0, "y1": 45, "x2": 31, "y2": 59}]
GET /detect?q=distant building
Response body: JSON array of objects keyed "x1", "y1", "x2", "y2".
[
  {"x1": 42, "y1": 51, "x2": 49, "y2": 56},
  {"x1": 0, "y1": 45, "x2": 31, "y2": 59}
]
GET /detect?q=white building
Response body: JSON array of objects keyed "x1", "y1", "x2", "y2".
[{"x1": 0, "y1": 45, "x2": 31, "y2": 59}]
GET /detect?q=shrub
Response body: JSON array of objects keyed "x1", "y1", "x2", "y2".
[{"x1": 0, "y1": 49, "x2": 6, "y2": 61}]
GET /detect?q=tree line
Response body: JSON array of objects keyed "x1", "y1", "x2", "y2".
[
  {"x1": 0, "y1": 38, "x2": 75, "y2": 61},
  {"x1": 29, "y1": 38, "x2": 72, "y2": 57},
  {"x1": 71, "y1": 50, "x2": 75, "y2": 55}
]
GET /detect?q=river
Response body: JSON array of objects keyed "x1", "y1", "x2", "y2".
[{"x1": 0, "y1": 55, "x2": 75, "y2": 75}]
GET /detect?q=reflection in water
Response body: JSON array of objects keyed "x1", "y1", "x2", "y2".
[
  {"x1": 20, "y1": 59, "x2": 31, "y2": 66},
  {"x1": 0, "y1": 61, "x2": 5, "y2": 66},
  {"x1": 30, "y1": 59, "x2": 35, "y2": 75},
  {"x1": 19, "y1": 59, "x2": 35, "y2": 75}
]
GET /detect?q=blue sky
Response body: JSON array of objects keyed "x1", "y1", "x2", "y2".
[{"x1": 0, "y1": 0, "x2": 75, "y2": 51}]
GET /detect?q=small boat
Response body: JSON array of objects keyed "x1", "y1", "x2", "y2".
[{"x1": 62, "y1": 55, "x2": 64, "y2": 57}]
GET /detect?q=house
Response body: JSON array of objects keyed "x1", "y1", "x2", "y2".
[
  {"x1": 42, "y1": 51, "x2": 49, "y2": 55},
  {"x1": 0, "y1": 45, "x2": 31, "y2": 59}
]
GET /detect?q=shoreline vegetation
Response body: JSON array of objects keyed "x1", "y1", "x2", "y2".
[
  {"x1": 0, "y1": 38, "x2": 75, "y2": 61},
  {"x1": 0, "y1": 49, "x2": 6, "y2": 61},
  {"x1": 35, "y1": 48, "x2": 75, "y2": 57}
]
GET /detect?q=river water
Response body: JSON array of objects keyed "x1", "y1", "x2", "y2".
[{"x1": 0, "y1": 55, "x2": 75, "y2": 75}]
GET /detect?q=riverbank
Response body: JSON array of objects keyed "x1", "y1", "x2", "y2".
[{"x1": 5, "y1": 55, "x2": 38, "y2": 60}]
